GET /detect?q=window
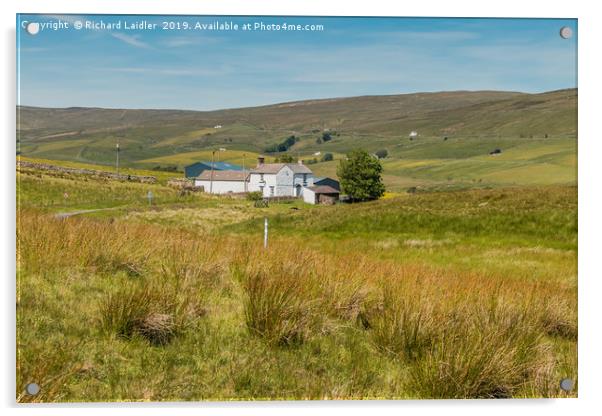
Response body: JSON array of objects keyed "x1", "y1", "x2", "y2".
[
  {"x1": 302, "y1": 173, "x2": 308, "y2": 186},
  {"x1": 269, "y1": 186, "x2": 274, "y2": 196},
  {"x1": 259, "y1": 173, "x2": 264, "y2": 182}
]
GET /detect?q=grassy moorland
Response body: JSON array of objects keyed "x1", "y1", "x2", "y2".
[
  {"x1": 17, "y1": 89, "x2": 576, "y2": 169},
  {"x1": 16, "y1": 159, "x2": 577, "y2": 402},
  {"x1": 17, "y1": 89, "x2": 577, "y2": 194}
]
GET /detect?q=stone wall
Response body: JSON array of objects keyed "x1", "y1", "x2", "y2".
[{"x1": 17, "y1": 160, "x2": 157, "y2": 184}]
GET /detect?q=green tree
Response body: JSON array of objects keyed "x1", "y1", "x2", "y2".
[
  {"x1": 275, "y1": 154, "x2": 296, "y2": 163},
  {"x1": 321, "y1": 152, "x2": 334, "y2": 162},
  {"x1": 337, "y1": 150, "x2": 385, "y2": 202},
  {"x1": 374, "y1": 149, "x2": 388, "y2": 159}
]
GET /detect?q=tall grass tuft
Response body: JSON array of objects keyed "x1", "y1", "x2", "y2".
[
  {"x1": 99, "y1": 283, "x2": 163, "y2": 341},
  {"x1": 237, "y1": 257, "x2": 322, "y2": 346},
  {"x1": 369, "y1": 282, "x2": 436, "y2": 361},
  {"x1": 408, "y1": 299, "x2": 548, "y2": 399},
  {"x1": 539, "y1": 297, "x2": 577, "y2": 340}
]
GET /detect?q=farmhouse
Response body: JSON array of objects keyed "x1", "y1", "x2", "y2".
[
  {"x1": 195, "y1": 156, "x2": 314, "y2": 197},
  {"x1": 193, "y1": 156, "x2": 341, "y2": 204},
  {"x1": 248, "y1": 156, "x2": 314, "y2": 198}
]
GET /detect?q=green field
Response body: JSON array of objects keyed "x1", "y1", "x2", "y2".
[{"x1": 16, "y1": 157, "x2": 577, "y2": 401}]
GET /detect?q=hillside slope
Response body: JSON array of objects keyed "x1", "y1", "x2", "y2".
[{"x1": 17, "y1": 89, "x2": 576, "y2": 165}]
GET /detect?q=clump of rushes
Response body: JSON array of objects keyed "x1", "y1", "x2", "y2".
[
  {"x1": 539, "y1": 296, "x2": 577, "y2": 340},
  {"x1": 238, "y1": 257, "x2": 322, "y2": 346},
  {"x1": 408, "y1": 298, "x2": 549, "y2": 399},
  {"x1": 99, "y1": 283, "x2": 170, "y2": 344},
  {"x1": 89, "y1": 251, "x2": 149, "y2": 277},
  {"x1": 99, "y1": 274, "x2": 204, "y2": 346},
  {"x1": 369, "y1": 281, "x2": 436, "y2": 361}
]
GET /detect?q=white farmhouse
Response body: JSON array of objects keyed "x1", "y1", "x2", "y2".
[
  {"x1": 248, "y1": 157, "x2": 314, "y2": 198},
  {"x1": 195, "y1": 170, "x2": 249, "y2": 194},
  {"x1": 194, "y1": 156, "x2": 314, "y2": 198}
]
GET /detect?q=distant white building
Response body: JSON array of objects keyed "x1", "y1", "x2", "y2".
[
  {"x1": 195, "y1": 156, "x2": 314, "y2": 198},
  {"x1": 248, "y1": 156, "x2": 314, "y2": 198}
]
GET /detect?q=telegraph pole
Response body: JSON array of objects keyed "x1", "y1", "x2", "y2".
[
  {"x1": 242, "y1": 153, "x2": 247, "y2": 192},
  {"x1": 209, "y1": 150, "x2": 215, "y2": 194},
  {"x1": 116, "y1": 141, "x2": 120, "y2": 176}
]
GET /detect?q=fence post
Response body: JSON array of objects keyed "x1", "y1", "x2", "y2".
[{"x1": 264, "y1": 217, "x2": 268, "y2": 248}]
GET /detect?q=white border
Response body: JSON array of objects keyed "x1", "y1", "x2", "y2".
[{"x1": 3, "y1": 1, "x2": 601, "y2": 415}]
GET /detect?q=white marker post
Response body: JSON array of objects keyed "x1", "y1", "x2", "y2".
[
  {"x1": 147, "y1": 190, "x2": 153, "y2": 206},
  {"x1": 264, "y1": 217, "x2": 268, "y2": 248}
]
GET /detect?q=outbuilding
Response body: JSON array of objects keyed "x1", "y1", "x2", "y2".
[
  {"x1": 302, "y1": 185, "x2": 340, "y2": 205},
  {"x1": 314, "y1": 177, "x2": 340, "y2": 191}
]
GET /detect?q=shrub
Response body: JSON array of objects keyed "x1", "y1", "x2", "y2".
[
  {"x1": 246, "y1": 191, "x2": 263, "y2": 202},
  {"x1": 265, "y1": 135, "x2": 298, "y2": 153},
  {"x1": 274, "y1": 154, "x2": 296, "y2": 163},
  {"x1": 152, "y1": 165, "x2": 179, "y2": 172},
  {"x1": 374, "y1": 149, "x2": 388, "y2": 159},
  {"x1": 321, "y1": 153, "x2": 334, "y2": 162}
]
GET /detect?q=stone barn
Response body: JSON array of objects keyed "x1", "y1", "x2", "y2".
[{"x1": 302, "y1": 185, "x2": 340, "y2": 205}]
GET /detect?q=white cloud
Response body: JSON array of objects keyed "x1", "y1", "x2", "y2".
[
  {"x1": 99, "y1": 66, "x2": 226, "y2": 77},
  {"x1": 110, "y1": 33, "x2": 151, "y2": 49},
  {"x1": 364, "y1": 30, "x2": 481, "y2": 42}
]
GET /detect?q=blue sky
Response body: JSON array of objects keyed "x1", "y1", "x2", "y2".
[{"x1": 17, "y1": 15, "x2": 577, "y2": 111}]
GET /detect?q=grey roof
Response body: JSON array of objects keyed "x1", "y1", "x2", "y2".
[
  {"x1": 251, "y1": 163, "x2": 313, "y2": 174},
  {"x1": 306, "y1": 185, "x2": 340, "y2": 194},
  {"x1": 197, "y1": 170, "x2": 249, "y2": 181}
]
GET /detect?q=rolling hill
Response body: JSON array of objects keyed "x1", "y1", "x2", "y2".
[{"x1": 16, "y1": 89, "x2": 577, "y2": 191}]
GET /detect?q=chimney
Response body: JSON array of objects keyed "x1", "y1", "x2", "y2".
[
  {"x1": 257, "y1": 155, "x2": 265, "y2": 166},
  {"x1": 298, "y1": 159, "x2": 303, "y2": 165}
]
